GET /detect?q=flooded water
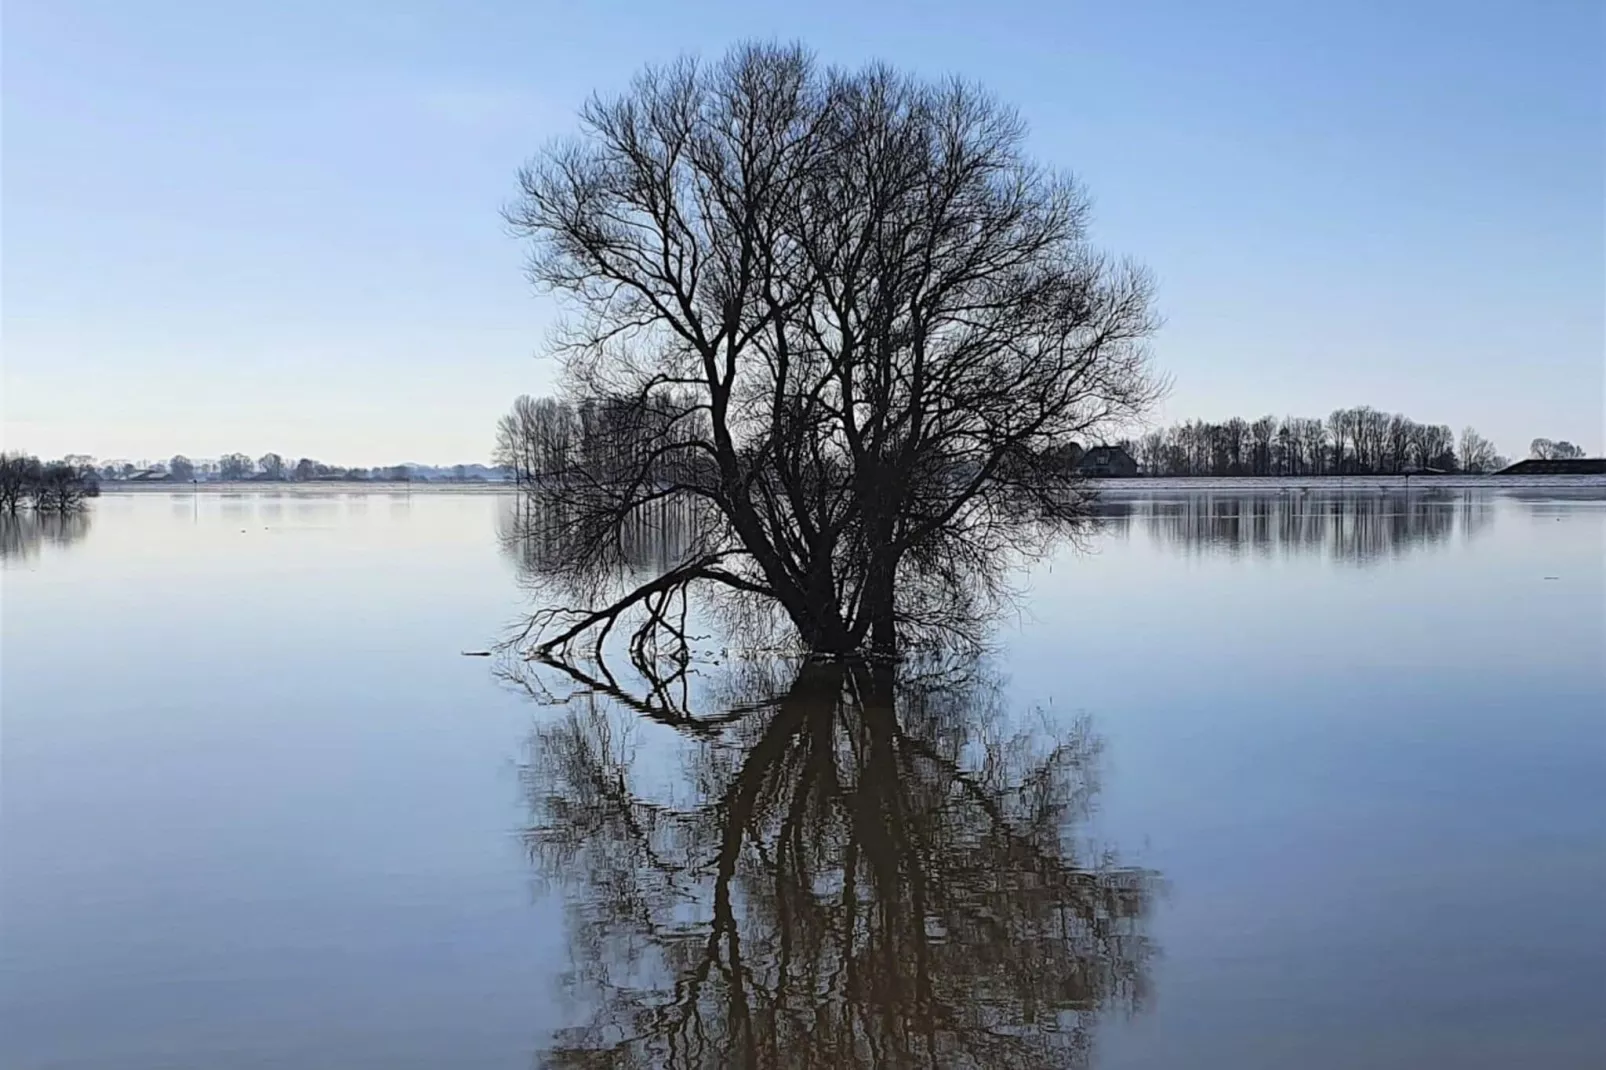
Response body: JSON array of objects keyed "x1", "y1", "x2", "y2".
[{"x1": 3, "y1": 483, "x2": 1603, "y2": 1069}]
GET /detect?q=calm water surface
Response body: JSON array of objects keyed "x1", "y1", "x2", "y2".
[{"x1": 3, "y1": 485, "x2": 1602, "y2": 1068}]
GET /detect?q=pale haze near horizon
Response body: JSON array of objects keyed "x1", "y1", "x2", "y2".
[{"x1": 3, "y1": 0, "x2": 1602, "y2": 466}]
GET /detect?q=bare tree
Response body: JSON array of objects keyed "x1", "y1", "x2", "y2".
[
  {"x1": 1248, "y1": 415, "x2": 1277, "y2": 475},
  {"x1": 506, "y1": 43, "x2": 1160, "y2": 661},
  {"x1": 169, "y1": 455, "x2": 195, "y2": 482},
  {"x1": 1457, "y1": 426, "x2": 1500, "y2": 474},
  {"x1": 494, "y1": 394, "x2": 580, "y2": 487},
  {"x1": 1531, "y1": 438, "x2": 1586, "y2": 460},
  {"x1": 0, "y1": 454, "x2": 41, "y2": 512},
  {"x1": 257, "y1": 452, "x2": 286, "y2": 480}
]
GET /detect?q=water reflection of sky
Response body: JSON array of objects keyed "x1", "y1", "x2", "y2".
[{"x1": 2, "y1": 488, "x2": 1601, "y2": 1069}]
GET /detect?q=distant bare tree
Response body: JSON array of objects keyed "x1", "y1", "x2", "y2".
[
  {"x1": 0, "y1": 454, "x2": 41, "y2": 512},
  {"x1": 292, "y1": 457, "x2": 317, "y2": 482},
  {"x1": 494, "y1": 395, "x2": 579, "y2": 487},
  {"x1": 1249, "y1": 415, "x2": 1277, "y2": 475},
  {"x1": 169, "y1": 455, "x2": 195, "y2": 482},
  {"x1": 505, "y1": 43, "x2": 1160, "y2": 660},
  {"x1": 257, "y1": 452, "x2": 286, "y2": 480},
  {"x1": 1457, "y1": 427, "x2": 1500, "y2": 474},
  {"x1": 219, "y1": 453, "x2": 255, "y2": 481},
  {"x1": 1530, "y1": 438, "x2": 1586, "y2": 461}
]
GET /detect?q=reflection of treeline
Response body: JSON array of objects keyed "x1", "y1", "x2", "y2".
[
  {"x1": 0, "y1": 509, "x2": 92, "y2": 561},
  {"x1": 1098, "y1": 491, "x2": 1492, "y2": 562},
  {"x1": 1126, "y1": 408, "x2": 1504, "y2": 476},
  {"x1": 498, "y1": 493, "x2": 704, "y2": 579},
  {"x1": 0, "y1": 453, "x2": 100, "y2": 513}
]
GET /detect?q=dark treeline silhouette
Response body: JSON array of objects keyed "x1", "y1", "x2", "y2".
[
  {"x1": 1094, "y1": 489, "x2": 1492, "y2": 564},
  {"x1": 1125, "y1": 408, "x2": 1509, "y2": 477},
  {"x1": 0, "y1": 453, "x2": 100, "y2": 513},
  {"x1": 512, "y1": 653, "x2": 1157, "y2": 1069}
]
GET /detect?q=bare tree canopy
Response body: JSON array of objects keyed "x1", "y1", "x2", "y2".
[
  {"x1": 1457, "y1": 427, "x2": 1501, "y2": 475},
  {"x1": 504, "y1": 42, "x2": 1160, "y2": 661},
  {"x1": 1530, "y1": 438, "x2": 1586, "y2": 461}
]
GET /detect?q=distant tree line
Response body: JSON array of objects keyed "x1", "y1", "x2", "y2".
[
  {"x1": 66, "y1": 454, "x2": 490, "y2": 484},
  {"x1": 127, "y1": 452, "x2": 413, "y2": 483},
  {"x1": 497, "y1": 394, "x2": 1590, "y2": 492},
  {"x1": 0, "y1": 453, "x2": 100, "y2": 513},
  {"x1": 1123, "y1": 408, "x2": 1511, "y2": 477}
]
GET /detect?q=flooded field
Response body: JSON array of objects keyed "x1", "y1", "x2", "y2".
[{"x1": 3, "y1": 483, "x2": 1602, "y2": 1068}]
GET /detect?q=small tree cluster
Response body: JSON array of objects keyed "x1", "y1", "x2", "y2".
[
  {"x1": 494, "y1": 393, "x2": 710, "y2": 489},
  {"x1": 1130, "y1": 407, "x2": 1505, "y2": 476},
  {"x1": 0, "y1": 453, "x2": 101, "y2": 513},
  {"x1": 1530, "y1": 438, "x2": 1587, "y2": 461}
]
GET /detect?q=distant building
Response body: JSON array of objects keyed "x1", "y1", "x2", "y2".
[
  {"x1": 1074, "y1": 445, "x2": 1139, "y2": 478},
  {"x1": 1497, "y1": 458, "x2": 1606, "y2": 476}
]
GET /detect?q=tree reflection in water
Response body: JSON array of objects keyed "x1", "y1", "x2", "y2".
[
  {"x1": 1092, "y1": 488, "x2": 1494, "y2": 563},
  {"x1": 0, "y1": 510, "x2": 92, "y2": 562},
  {"x1": 513, "y1": 656, "x2": 1158, "y2": 1069}
]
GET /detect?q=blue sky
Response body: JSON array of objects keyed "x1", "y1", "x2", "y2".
[{"x1": 4, "y1": 0, "x2": 1601, "y2": 464}]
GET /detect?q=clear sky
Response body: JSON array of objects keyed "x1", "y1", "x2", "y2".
[{"x1": 4, "y1": 0, "x2": 1602, "y2": 465}]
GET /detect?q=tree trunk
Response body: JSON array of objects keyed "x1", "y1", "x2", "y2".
[{"x1": 865, "y1": 555, "x2": 898, "y2": 661}]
